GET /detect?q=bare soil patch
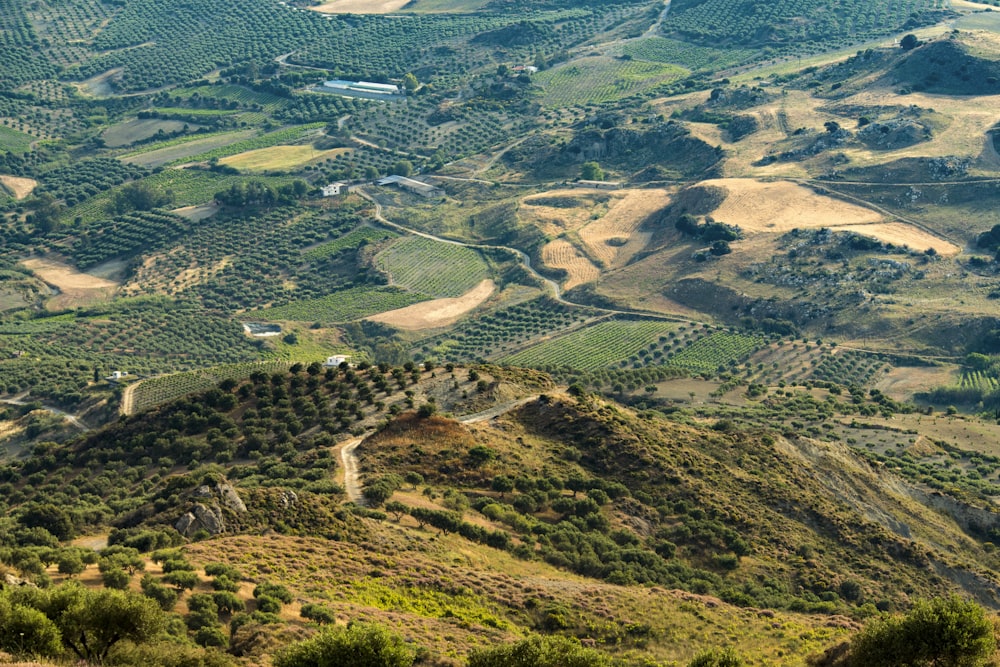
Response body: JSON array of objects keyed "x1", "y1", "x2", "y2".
[
  {"x1": 21, "y1": 257, "x2": 119, "y2": 310},
  {"x1": 541, "y1": 239, "x2": 600, "y2": 290},
  {"x1": 173, "y1": 203, "x2": 220, "y2": 221},
  {"x1": 578, "y1": 188, "x2": 670, "y2": 269},
  {"x1": 309, "y1": 0, "x2": 409, "y2": 12},
  {"x1": 0, "y1": 175, "x2": 37, "y2": 199},
  {"x1": 519, "y1": 189, "x2": 610, "y2": 236},
  {"x1": 875, "y1": 364, "x2": 959, "y2": 402},
  {"x1": 703, "y1": 178, "x2": 883, "y2": 231},
  {"x1": 367, "y1": 279, "x2": 495, "y2": 330}
]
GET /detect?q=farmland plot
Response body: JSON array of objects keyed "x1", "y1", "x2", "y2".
[
  {"x1": 541, "y1": 239, "x2": 600, "y2": 290},
  {"x1": 374, "y1": 236, "x2": 490, "y2": 298},
  {"x1": 534, "y1": 57, "x2": 686, "y2": 108}
]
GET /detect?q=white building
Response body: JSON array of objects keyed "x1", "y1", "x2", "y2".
[
  {"x1": 375, "y1": 175, "x2": 443, "y2": 198},
  {"x1": 322, "y1": 355, "x2": 351, "y2": 368},
  {"x1": 322, "y1": 182, "x2": 347, "y2": 197},
  {"x1": 106, "y1": 371, "x2": 129, "y2": 381}
]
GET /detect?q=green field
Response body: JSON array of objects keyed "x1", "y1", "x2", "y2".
[
  {"x1": 374, "y1": 236, "x2": 490, "y2": 298},
  {"x1": 501, "y1": 320, "x2": 682, "y2": 371},
  {"x1": 257, "y1": 286, "x2": 429, "y2": 323},
  {"x1": 0, "y1": 125, "x2": 36, "y2": 153},
  {"x1": 303, "y1": 226, "x2": 397, "y2": 261},
  {"x1": 169, "y1": 123, "x2": 326, "y2": 166},
  {"x1": 101, "y1": 118, "x2": 199, "y2": 148},
  {"x1": 130, "y1": 359, "x2": 294, "y2": 413},
  {"x1": 665, "y1": 331, "x2": 766, "y2": 374},
  {"x1": 622, "y1": 37, "x2": 754, "y2": 71},
  {"x1": 534, "y1": 57, "x2": 687, "y2": 107}
]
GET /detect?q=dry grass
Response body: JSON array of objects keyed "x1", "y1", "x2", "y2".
[
  {"x1": 20, "y1": 257, "x2": 119, "y2": 310},
  {"x1": 366, "y1": 279, "x2": 495, "y2": 330},
  {"x1": 577, "y1": 189, "x2": 670, "y2": 269},
  {"x1": 218, "y1": 146, "x2": 351, "y2": 172},
  {"x1": 0, "y1": 175, "x2": 37, "y2": 199},
  {"x1": 540, "y1": 239, "x2": 600, "y2": 290}
]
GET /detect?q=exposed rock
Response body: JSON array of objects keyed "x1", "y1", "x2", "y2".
[
  {"x1": 218, "y1": 482, "x2": 248, "y2": 513},
  {"x1": 174, "y1": 480, "x2": 248, "y2": 537},
  {"x1": 279, "y1": 490, "x2": 298, "y2": 509},
  {"x1": 858, "y1": 118, "x2": 930, "y2": 149}
]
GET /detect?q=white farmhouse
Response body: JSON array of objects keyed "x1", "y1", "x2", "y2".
[{"x1": 322, "y1": 355, "x2": 351, "y2": 368}]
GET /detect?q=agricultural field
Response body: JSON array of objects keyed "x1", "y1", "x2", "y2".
[
  {"x1": 501, "y1": 319, "x2": 685, "y2": 372},
  {"x1": 663, "y1": 331, "x2": 767, "y2": 374},
  {"x1": 219, "y1": 145, "x2": 352, "y2": 173},
  {"x1": 128, "y1": 360, "x2": 294, "y2": 414},
  {"x1": 101, "y1": 119, "x2": 199, "y2": 148},
  {"x1": 621, "y1": 37, "x2": 755, "y2": 71},
  {"x1": 169, "y1": 123, "x2": 326, "y2": 166},
  {"x1": 373, "y1": 236, "x2": 491, "y2": 298},
  {"x1": 416, "y1": 297, "x2": 599, "y2": 362},
  {"x1": 303, "y1": 226, "x2": 397, "y2": 261},
  {"x1": 256, "y1": 286, "x2": 429, "y2": 323},
  {"x1": 118, "y1": 130, "x2": 257, "y2": 167},
  {"x1": 0, "y1": 125, "x2": 36, "y2": 153},
  {"x1": 534, "y1": 57, "x2": 687, "y2": 108}
]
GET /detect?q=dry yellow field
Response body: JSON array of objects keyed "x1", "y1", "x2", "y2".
[
  {"x1": 578, "y1": 189, "x2": 670, "y2": 268},
  {"x1": 0, "y1": 175, "x2": 37, "y2": 199},
  {"x1": 21, "y1": 257, "x2": 119, "y2": 310},
  {"x1": 519, "y1": 189, "x2": 610, "y2": 236},
  {"x1": 366, "y1": 279, "x2": 495, "y2": 330},
  {"x1": 308, "y1": 0, "x2": 409, "y2": 13},
  {"x1": 836, "y1": 222, "x2": 959, "y2": 255},
  {"x1": 703, "y1": 179, "x2": 883, "y2": 231},
  {"x1": 541, "y1": 239, "x2": 600, "y2": 290},
  {"x1": 218, "y1": 146, "x2": 352, "y2": 172}
]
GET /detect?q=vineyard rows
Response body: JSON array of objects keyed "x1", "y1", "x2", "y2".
[
  {"x1": 258, "y1": 286, "x2": 429, "y2": 323},
  {"x1": 622, "y1": 37, "x2": 753, "y2": 71},
  {"x1": 960, "y1": 370, "x2": 1000, "y2": 392},
  {"x1": 130, "y1": 360, "x2": 294, "y2": 413},
  {"x1": 303, "y1": 226, "x2": 396, "y2": 261},
  {"x1": 534, "y1": 58, "x2": 686, "y2": 108},
  {"x1": 664, "y1": 332, "x2": 766, "y2": 374},
  {"x1": 416, "y1": 297, "x2": 598, "y2": 363},
  {"x1": 502, "y1": 320, "x2": 684, "y2": 372},
  {"x1": 168, "y1": 123, "x2": 325, "y2": 166},
  {"x1": 70, "y1": 210, "x2": 189, "y2": 269},
  {"x1": 374, "y1": 236, "x2": 490, "y2": 298}
]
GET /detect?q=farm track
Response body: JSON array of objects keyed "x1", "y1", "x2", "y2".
[{"x1": 0, "y1": 395, "x2": 90, "y2": 432}]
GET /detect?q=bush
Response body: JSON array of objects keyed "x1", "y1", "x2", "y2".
[
  {"x1": 850, "y1": 595, "x2": 995, "y2": 667},
  {"x1": 274, "y1": 622, "x2": 415, "y2": 667},
  {"x1": 468, "y1": 635, "x2": 612, "y2": 667}
]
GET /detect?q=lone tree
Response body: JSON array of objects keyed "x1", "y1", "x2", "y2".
[
  {"x1": 900, "y1": 33, "x2": 920, "y2": 50},
  {"x1": 580, "y1": 161, "x2": 604, "y2": 180},
  {"x1": 849, "y1": 595, "x2": 996, "y2": 667}
]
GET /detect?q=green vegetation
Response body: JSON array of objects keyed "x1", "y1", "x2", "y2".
[
  {"x1": 665, "y1": 331, "x2": 766, "y2": 374},
  {"x1": 303, "y1": 226, "x2": 397, "y2": 262},
  {"x1": 258, "y1": 286, "x2": 429, "y2": 323},
  {"x1": 502, "y1": 319, "x2": 684, "y2": 371},
  {"x1": 374, "y1": 236, "x2": 491, "y2": 298},
  {"x1": 622, "y1": 37, "x2": 754, "y2": 71},
  {"x1": 534, "y1": 58, "x2": 686, "y2": 107},
  {"x1": 130, "y1": 360, "x2": 295, "y2": 413}
]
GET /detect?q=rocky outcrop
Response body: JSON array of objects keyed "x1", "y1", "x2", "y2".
[{"x1": 175, "y1": 480, "x2": 247, "y2": 537}]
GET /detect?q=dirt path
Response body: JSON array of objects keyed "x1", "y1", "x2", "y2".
[
  {"x1": 120, "y1": 381, "x2": 138, "y2": 416},
  {"x1": 0, "y1": 396, "x2": 90, "y2": 432},
  {"x1": 338, "y1": 437, "x2": 365, "y2": 504}
]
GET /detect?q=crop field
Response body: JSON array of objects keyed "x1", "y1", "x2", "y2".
[
  {"x1": 959, "y1": 369, "x2": 1000, "y2": 392},
  {"x1": 170, "y1": 123, "x2": 326, "y2": 166},
  {"x1": 0, "y1": 125, "x2": 35, "y2": 153},
  {"x1": 416, "y1": 297, "x2": 599, "y2": 362},
  {"x1": 622, "y1": 37, "x2": 754, "y2": 71},
  {"x1": 101, "y1": 119, "x2": 197, "y2": 148},
  {"x1": 374, "y1": 236, "x2": 490, "y2": 298},
  {"x1": 171, "y1": 84, "x2": 288, "y2": 111},
  {"x1": 534, "y1": 57, "x2": 687, "y2": 108},
  {"x1": 663, "y1": 331, "x2": 767, "y2": 374},
  {"x1": 129, "y1": 360, "x2": 294, "y2": 414},
  {"x1": 404, "y1": 0, "x2": 490, "y2": 11},
  {"x1": 303, "y1": 226, "x2": 397, "y2": 261},
  {"x1": 219, "y1": 146, "x2": 352, "y2": 173},
  {"x1": 541, "y1": 239, "x2": 600, "y2": 290},
  {"x1": 501, "y1": 319, "x2": 685, "y2": 372},
  {"x1": 118, "y1": 130, "x2": 257, "y2": 167},
  {"x1": 809, "y1": 349, "x2": 891, "y2": 387},
  {"x1": 257, "y1": 286, "x2": 429, "y2": 323}
]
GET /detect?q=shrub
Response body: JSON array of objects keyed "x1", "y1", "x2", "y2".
[{"x1": 274, "y1": 622, "x2": 415, "y2": 667}]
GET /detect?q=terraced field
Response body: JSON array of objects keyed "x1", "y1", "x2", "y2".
[{"x1": 257, "y1": 286, "x2": 429, "y2": 323}]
